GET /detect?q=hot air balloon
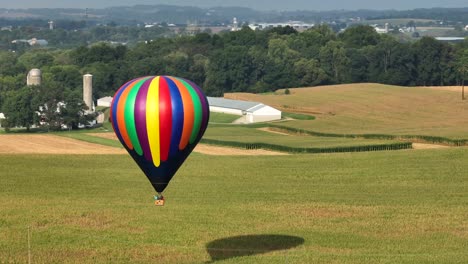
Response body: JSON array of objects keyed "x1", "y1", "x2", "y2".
[{"x1": 110, "y1": 76, "x2": 210, "y2": 205}]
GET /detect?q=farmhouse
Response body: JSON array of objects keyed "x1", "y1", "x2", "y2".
[
  {"x1": 97, "y1": 96, "x2": 113, "y2": 107},
  {"x1": 207, "y1": 97, "x2": 281, "y2": 123}
]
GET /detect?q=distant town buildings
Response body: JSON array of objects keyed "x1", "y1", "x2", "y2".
[
  {"x1": 11, "y1": 38, "x2": 48, "y2": 46},
  {"x1": 248, "y1": 21, "x2": 314, "y2": 31},
  {"x1": 374, "y1": 23, "x2": 389, "y2": 34},
  {"x1": 231, "y1": 17, "x2": 239, "y2": 31}
]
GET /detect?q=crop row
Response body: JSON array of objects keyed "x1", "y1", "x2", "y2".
[
  {"x1": 200, "y1": 138, "x2": 412, "y2": 154},
  {"x1": 267, "y1": 124, "x2": 468, "y2": 146}
]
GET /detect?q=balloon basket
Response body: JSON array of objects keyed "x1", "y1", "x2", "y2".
[
  {"x1": 154, "y1": 199, "x2": 165, "y2": 206},
  {"x1": 154, "y1": 194, "x2": 165, "y2": 206}
]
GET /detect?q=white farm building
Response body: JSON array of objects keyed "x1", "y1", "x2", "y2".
[
  {"x1": 207, "y1": 97, "x2": 281, "y2": 124},
  {"x1": 97, "y1": 96, "x2": 113, "y2": 107}
]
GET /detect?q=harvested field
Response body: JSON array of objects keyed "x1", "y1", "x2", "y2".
[
  {"x1": 87, "y1": 133, "x2": 287, "y2": 155},
  {"x1": 420, "y1": 86, "x2": 464, "y2": 92},
  {"x1": 0, "y1": 134, "x2": 124, "y2": 154},
  {"x1": 0, "y1": 133, "x2": 286, "y2": 156}
]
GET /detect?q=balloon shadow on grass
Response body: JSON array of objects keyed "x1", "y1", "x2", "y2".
[{"x1": 205, "y1": 234, "x2": 304, "y2": 263}]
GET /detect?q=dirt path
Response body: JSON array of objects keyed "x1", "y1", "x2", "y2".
[
  {"x1": 194, "y1": 144, "x2": 288, "y2": 155},
  {"x1": 412, "y1": 143, "x2": 450, "y2": 149},
  {"x1": 257, "y1": 127, "x2": 290, "y2": 135},
  {"x1": 0, "y1": 134, "x2": 125, "y2": 154}
]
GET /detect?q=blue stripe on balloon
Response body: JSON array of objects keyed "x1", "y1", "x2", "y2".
[
  {"x1": 111, "y1": 80, "x2": 133, "y2": 144},
  {"x1": 164, "y1": 76, "x2": 184, "y2": 158}
]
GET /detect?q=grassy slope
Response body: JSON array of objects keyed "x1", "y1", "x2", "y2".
[
  {"x1": 1, "y1": 149, "x2": 467, "y2": 263},
  {"x1": 224, "y1": 83, "x2": 468, "y2": 139},
  {"x1": 209, "y1": 112, "x2": 241, "y2": 123}
]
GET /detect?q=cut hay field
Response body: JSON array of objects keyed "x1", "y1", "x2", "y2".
[
  {"x1": 225, "y1": 83, "x2": 468, "y2": 139},
  {"x1": 1, "y1": 148, "x2": 467, "y2": 263}
]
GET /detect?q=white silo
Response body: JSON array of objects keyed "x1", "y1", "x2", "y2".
[
  {"x1": 27, "y1": 68, "x2": 42, "y2": 86},
  {"x1": 83, "y1": 74, "x2": 94, "y2": 112}
]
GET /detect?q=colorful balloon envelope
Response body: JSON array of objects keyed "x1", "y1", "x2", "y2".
[{"x1": 110, "y1": 76, "x2": 210, "y2": 194}]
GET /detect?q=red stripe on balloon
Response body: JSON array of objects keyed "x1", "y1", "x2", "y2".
[{"x1": 159, "y1": 77, "x2": 172, "y2": 162}]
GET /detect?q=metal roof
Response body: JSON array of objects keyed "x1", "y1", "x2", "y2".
[
  {"x1": 98, "y1": 96, "x2": 113, "y2": 102},
  {"x1": 207, "y1": 97, "x2": 262, "y2": 112}
]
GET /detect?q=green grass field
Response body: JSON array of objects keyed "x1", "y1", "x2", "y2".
[
  {"x1": 1, "y1": 82, "x2": 467, "y2": 263},
  {"x1": 361, "y1": 18, "x2": 436, "y2": 25},
  {"x1": 209, "y1": 112, "x2": 241, "y2": 123},
  {"x1": 1, "y1": 148, "x2": 467, "y2": 263}
]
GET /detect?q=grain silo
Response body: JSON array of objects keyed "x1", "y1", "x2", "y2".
[
  {"x1": 27, "y1": 68, "x2": 42, "y2": 86},
  {"x1": 83, "y1": 74, "x2": 93, "y2": 112}
]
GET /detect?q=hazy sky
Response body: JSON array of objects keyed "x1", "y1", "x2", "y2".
[{"x1": 0, "y1": 0, "x2": 467, "y2": 11}]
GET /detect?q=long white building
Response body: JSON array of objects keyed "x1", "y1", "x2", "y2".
[{"x1": 208, "y1": 97, "x2": 281, "y2": 124}]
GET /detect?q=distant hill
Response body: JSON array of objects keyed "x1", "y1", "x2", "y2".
[{"x1": 0, "y1": 5, "x2": 467, "y2": 25}]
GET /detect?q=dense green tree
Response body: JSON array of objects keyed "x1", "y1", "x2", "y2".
[
  {"x1": 293, "y1": 58, "x2": 328, "y2": 87},
  {"x1": 413, "y1": 36, "x2": 445, "y2": 86},
  {"x1": 339, "y1": 25, "x2": 381, "y2": 49},
  {"x1": 48, "y1": 65, "x2": 82, "y2": 90},
  {"x1": 204, "y1": 45, "x2": 255, "y2": 95},
  {"x1": 0, "y1": 51, "x2": 25, "y2": 76},
  {"x1": 1, "y1": 86, "x2": 37, "y2": 131},
  {"x1": 455, "y1": 48, "x2": 468, "y2": 99},
  {"x1": 61, "y1": 89, "x2": 92, "y2": 129},
  {"x1": 319, "y1": 40, "x2": 350, "y2": 83},
  {"x1": 17, "y1": 50, "x2": 54, "y2": 69}
]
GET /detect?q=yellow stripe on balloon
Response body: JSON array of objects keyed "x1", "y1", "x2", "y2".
[{"x1": 146, "y1": 76, "x2": 161, "y2": 167}]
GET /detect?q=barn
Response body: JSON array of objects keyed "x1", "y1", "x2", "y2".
[{"x1": 207, "y1": 97, "x2": 281, "y2": 123}]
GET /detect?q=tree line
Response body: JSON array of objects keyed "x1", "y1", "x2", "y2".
[{"x1": 1, "y1": 24, "x2": 467, "y2": 130}]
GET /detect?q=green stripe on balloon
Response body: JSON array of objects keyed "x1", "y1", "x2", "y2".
[
  {"x1": 125, "y1": 78, "x2": 146, "y2": 156},
  {"x1": 178, "y1": 78, "x2": 202, "y2": 144}
]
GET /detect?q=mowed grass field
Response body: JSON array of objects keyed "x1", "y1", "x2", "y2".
[
  {"x1": 1, "y1": 148, "x2": 468, "y2": 263},
  {"x1": 225, "y1": 83, "x2": 468, "y2": 139}
]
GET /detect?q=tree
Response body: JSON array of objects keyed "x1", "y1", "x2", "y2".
[
  {"x1": 204, "y1": 45, "x2": 255, "y2": 95},
  {"x1": 17, "y1": 50, "x2": 54, "y2": 69},
  {"x1": 339, "y1": 25, "x2": 381, "y2": 49},
  {"x1": 1, "y1": 86, "x2": 37, "y2": 131},
  {"x1": 413, "y1": 37, "x2": 444, "y2": 86},
  {"x1": 456, "y1": 49, "x2": 468, "y2": 100},
  {"x1": 319, "y1": 40, "x2": 350, "y2": 83},
  {"x1": 293, "y1": 58, "x2": 328, "y2": 86},
  {"x1": 61, "y1": 90, "x2": 92, "y2": 129}
]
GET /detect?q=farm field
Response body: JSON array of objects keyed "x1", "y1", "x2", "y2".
[
  {"x1": 225, "y1": 83, "x2": 468, "y2": 139},
  {"x1": 1, "y1": 82, "x2": 467, "y2": 263},
  {"x1": 1, "y1": 148, "x2": 467, "y2": 263},
  {"x1": 361, "y1": 18, "x2": 436, "y2": 25},
  {"x1": 204, "y1": 126, "x2": 402, "y2": 148}
]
